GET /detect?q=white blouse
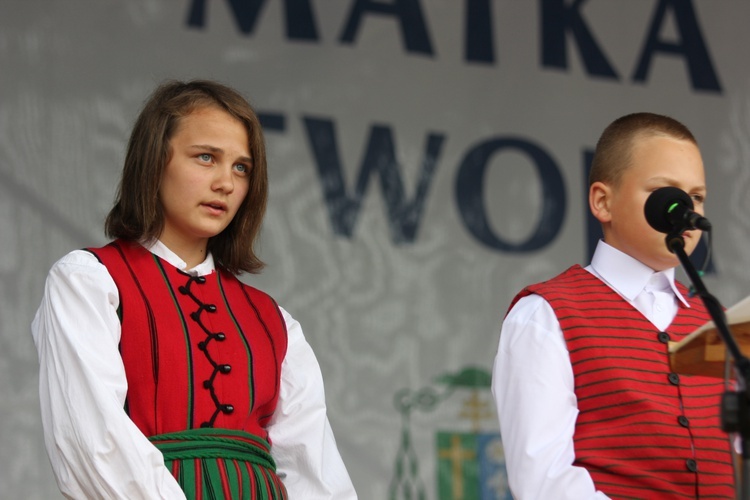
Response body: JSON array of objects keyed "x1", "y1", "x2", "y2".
[{"x1": 32, "y1": 240, "x2": 357, "y2": 499}]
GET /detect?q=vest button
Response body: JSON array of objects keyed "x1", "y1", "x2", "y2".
[
  {"x1": 668, "y1": 373, "x2": 680, "y2": 385},
  {"x1": 223, "y1": 404, "x2": 234, "y2": 414},
  {"x1": 658, "y1": 332, "x2": 670, "y2": 343},
  {"x1": 686, "y1": 459, "x2": 697, "y2": 472},
  {"x1": 678, "y1": 415, "x2": 690, "y2": 427}
]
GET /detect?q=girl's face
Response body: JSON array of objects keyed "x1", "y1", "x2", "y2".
[{"x1": 158, "y1": 106, "x2": 251, "y2": 256}]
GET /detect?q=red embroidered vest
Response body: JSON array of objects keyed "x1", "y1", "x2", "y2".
[
  {"x1": 512, "y1": 265, "x2": 735, "y2": 499},
  {"x1": 88, "y1": 240, "x2": 288, "y2": 442}
]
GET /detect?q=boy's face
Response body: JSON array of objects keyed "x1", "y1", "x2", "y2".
[{"x1": 591, "y1": 134, "x2": 706, "y2": 272}]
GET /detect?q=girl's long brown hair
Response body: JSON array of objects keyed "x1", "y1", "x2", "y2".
[{"x1": 105, "y1": 79, "x2": 268, "y2": 274}]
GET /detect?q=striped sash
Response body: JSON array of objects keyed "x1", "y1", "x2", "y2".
[{"x1": 150, "y1": 428, "x2": 288, "y2": 500}]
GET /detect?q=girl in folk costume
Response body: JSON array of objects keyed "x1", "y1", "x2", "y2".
[{"x1": 32, "y1": 80, "x2": 357, "y2": 499}]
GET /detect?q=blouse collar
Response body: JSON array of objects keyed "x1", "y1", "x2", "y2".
[{"x1": 141, "y1": 239, "x2": 216, "y2": 277}]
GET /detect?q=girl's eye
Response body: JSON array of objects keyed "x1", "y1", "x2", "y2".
[
  {"x1": 234, "y1": 163, "x2": 249, "y2": 174},
  {"x1": 198, "y1": 153, "x2": 212, "y2": 162},
  {"x1": 691, "y1": 194, "x2": 705, "y2": 204}
]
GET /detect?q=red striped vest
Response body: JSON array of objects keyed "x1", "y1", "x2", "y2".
[
  {"x1": 512, "y1": 265, "x2": 734, "y2": 499},
  {"x1": 88, "y1": 240, "x2": 288, "y2": 442}
]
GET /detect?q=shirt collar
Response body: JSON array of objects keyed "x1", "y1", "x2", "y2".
[
  {"x1": 590, "y1": 240, "x2": 689, "y2": 307},
  {"x1": 141, "y1": 239, "x2": 216, "y2": 276}
]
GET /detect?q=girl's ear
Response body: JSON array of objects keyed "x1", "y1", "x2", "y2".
[{"x1": 589, "y1": 181, "x2": 613, "y2": 224}]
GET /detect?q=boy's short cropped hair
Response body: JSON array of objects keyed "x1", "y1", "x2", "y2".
[{"x1": 589, "y1": 112, "x2": 697, "y2": 187}]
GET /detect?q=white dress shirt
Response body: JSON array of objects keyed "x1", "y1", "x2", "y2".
[
  {"x1": 32, "y1": 240, "x2": 357, "y2": 499},
  {"x1": 491, "y1": 240, "x2": 689, "y2": 500}
]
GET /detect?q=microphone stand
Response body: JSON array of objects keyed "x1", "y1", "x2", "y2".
[{"x1": 666, "y1": 229, "x2": 750, "y2": 499}]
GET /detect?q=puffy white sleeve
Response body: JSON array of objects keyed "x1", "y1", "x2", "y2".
[
  {"x1": 491, "y1": 294, "x2": 611, "y2": 500},
  {"x1": 267, "y1": 307, "x2": 358, "y2": 499},
  {"x1": 31, "y1": 250, "x2": 186, "y2": 500}
]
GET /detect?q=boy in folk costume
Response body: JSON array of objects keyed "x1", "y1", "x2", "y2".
[
  {"x1": 32, "y1": 80, "x2": 357, "y2": 499},
  {"x1": 492, "y1": 113, "x2": 735, "y2": 499}
]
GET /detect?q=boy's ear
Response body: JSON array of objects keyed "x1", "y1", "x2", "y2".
[{"x1": 589, "y1": 181, "x2": 613, "y2": 223}]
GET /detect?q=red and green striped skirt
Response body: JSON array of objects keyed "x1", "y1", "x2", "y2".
[{"x1": 150, "y1": 428, "x2": 288, "y2": 500}]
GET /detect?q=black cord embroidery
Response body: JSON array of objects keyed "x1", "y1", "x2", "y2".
[{"x1": 177, "y1": 272, "x2": 234, "y2": 427}]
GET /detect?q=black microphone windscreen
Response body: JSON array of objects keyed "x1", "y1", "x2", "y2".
[{"x1": 644, "y1": 186, "x2": 694, "y2": 233}]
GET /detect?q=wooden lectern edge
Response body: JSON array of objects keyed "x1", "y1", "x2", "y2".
[{"x1": 668, "y1": 321, "x2": 750, "y2": 379}]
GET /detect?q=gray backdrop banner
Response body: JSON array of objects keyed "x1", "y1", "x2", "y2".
[{"x1": 3, "y1": 1, "x2": 750, "y2": 498}]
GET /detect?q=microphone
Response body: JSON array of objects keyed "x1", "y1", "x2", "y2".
[{"x1": 644, "y1": 186, "x2": 712, "y2": 233}]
